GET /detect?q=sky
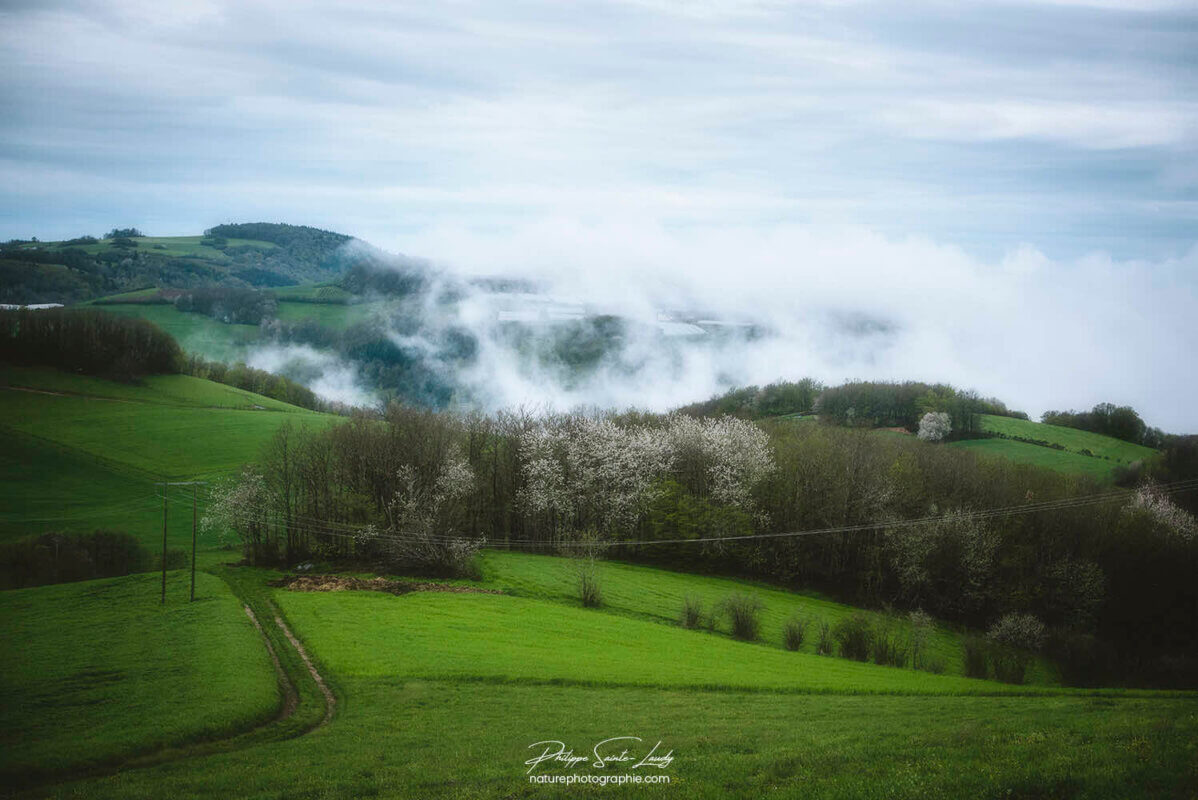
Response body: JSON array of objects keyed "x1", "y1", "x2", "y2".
[{"x1": 1, "y1": 0, "x2": 1196, "y2": 428}]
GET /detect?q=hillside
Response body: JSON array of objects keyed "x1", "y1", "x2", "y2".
[
  {"x1": 948, "y1": 414, "x2": 1159, "y2": 482},
  {"x1": 0, "y1": 223, "x2": 353, "y2": 305},
  {"x1": 0, "y1": 365, "x2": 337, "y2": 551}
]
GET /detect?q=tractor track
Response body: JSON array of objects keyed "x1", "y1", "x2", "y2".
[{"x1": 10, "y1": 575, "x2": 335, "y2": 796}]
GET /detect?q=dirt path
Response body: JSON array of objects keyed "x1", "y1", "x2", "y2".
[
  {"x1": 274, "y1": 614, "x2": 336, "y2": 727},
  {"x1": 244, "y1": 605, "x2": 299, "y2": 720}
]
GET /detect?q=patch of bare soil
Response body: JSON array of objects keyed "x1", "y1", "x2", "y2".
[{"x1": 270, "y1": 574, "x2": 503, "y2": 596}]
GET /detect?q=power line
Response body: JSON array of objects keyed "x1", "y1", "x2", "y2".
[{"x1": 192, "y1": 477, "x2": 1198, "y2": 551}]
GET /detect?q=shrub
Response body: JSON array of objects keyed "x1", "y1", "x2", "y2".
[
  {"x1": 990, "y1": 646, "x2": 1030, "y2": 684},
  {"x1": 963, "y1": 635, "x2": 990, "y2": 679},
  {"x1": 872, "y1": 614, "x2": 909, "y2": 668},
  {"x1": 988, "y1": 613, "x2": 1047, "y2": 652},
  {"x1": 680, "y1": 594, "x2": 704, "y2": 629},
  {"x1": 984, "y1": 613, "x2": 1045, "y2": 684},
  {"x1": 922, "y1": 656, "x2": 947, "y2": 674},
  {"x1": 578, "y1": 564, "x2": 603, "y2": 608},
  {"x1": 816, "y1": 618, "x2": 833, "y2": 655},
  {"x1": 908, "y1": 609, "x2": 934, "y2": 670},
  {"x1": 782, "y1": 616, "x2": 807, "y2": 651},
  {"x1": 833, "y1": 612, "x2": 874, "y2": 661},
  {"x1": 0, "y1": 531, "x2": 185, "y2": 589},
  {"x1": 720, "y1": 593, "x2": 763, "y2": 641}
]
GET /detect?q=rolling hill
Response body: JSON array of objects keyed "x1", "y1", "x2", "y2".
[
  {"x1": 0, "y1": 223, "x2": 352, "y2": 306},
  {"x1": 947, "y1": 414, "x2": 1158, "y2": 482}
]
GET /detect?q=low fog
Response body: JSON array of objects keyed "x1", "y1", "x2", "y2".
[{"x1": 251, "y1": 220, "x2": 1198, "y2": 432}]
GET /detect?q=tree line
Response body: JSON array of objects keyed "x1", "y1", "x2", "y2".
[
  {"x1": 1043, "y1": 402, "x2": 1172, "y2": 448},
  {"x1": 0, "y1": 308, "x2": 332, "y2": 412},
  {"x1": 0, "y1": 308, "x2": 182, "y2": 377}
]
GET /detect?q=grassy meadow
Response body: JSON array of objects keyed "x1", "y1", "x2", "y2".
[
  {"x1": 0, "y1": 571, "x2": 279, "y2": 784},
  {"x1": 0, "y1": 366, "x2": 333, "y2": 480},
  {"x1": 946, "y1": 414, "x2": 1159, "y2": 481},
  {"x1": 8, "y1": 563, "x2": 1194, "y2": 799},
  {"x1": 0, "y1": 366, "x2": 334, "y2": 552}
]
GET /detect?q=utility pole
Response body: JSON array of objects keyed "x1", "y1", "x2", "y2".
[
  {"x1": 191, "y1": 483, "x2": 198, "y2": 602},
  {"x1": 157, "y1": 480, "x2": 207, "y2": 604},
  {"x1": 160, "y1": 481, "x2": 168, "y2": 605}
]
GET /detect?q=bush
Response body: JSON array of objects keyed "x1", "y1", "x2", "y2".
[
  {"x1": 922, "y1": 656, "x2": 947, "y2": 674},
  {"x1": 963, "y1": 635, "x2": 990, "y2": 679},
  {"x1": 872, "y1": 614, "x2": 909, "y2": 668},
  {"x1": 782, "y1": 616, "x2": 807, "y2": 651},
  {"x1": 0, "y1": 531, "x2": 185, "y2": 589},
  {"x1": 984, "y1": 613, "x2": 1045, "y2": 684},
  {"x1": 578, "y1": 563, "x2": 603, "y2": 608},
  {"x1": 990, "y1": 646, "x2": 1030, "y2": 684},
  {"x1": 833, "y1": 612, "x2": 874, "y2": 661},
  {"x1": 680, "y1": 594, "x2": 704, "y2": 629},
  {"x1": 720, "y1": 593, "x2": 763, "y2": 641},
  {"x1": 816, "y1": 618, "x2": 833, "y2": 655},
  {"x1": 988, "y1": 613, "x2": 1047, "y2": 652},
  {"x1": 908, "y1": 609, "x2": 934, "y2": 670}
]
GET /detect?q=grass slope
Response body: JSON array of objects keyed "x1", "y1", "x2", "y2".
[
  {"x1": 279, "y1": 589, "x2": 1038, "y2": 695},
  {"x1": 976, "y1": 414, "x2": 1157, "y2": 464},
  {"x1": 0, "y1": 367, "x2": 334, "y2": 479},
  {"x1": 475, "y1": 551, "x2": 1039, "y2": 681},
  {"x1": 0, "y1": 571, "x2": 278, "y2": 781},
  {"x1": 0, "y1": 367, "x2": 338, "y2": 551},
  {"x1": 81, "y1": 303, "x2": 261, "y2": 363},
  {"x1": 49, "y1": 681, "x2": 1198, "y2": 799},
  {"x1": 950, "y1": 438, "x2": 1119, "y2": 481}
]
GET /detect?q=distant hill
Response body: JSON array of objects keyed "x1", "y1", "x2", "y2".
[{"x1": 0, "y1": 223, "x2": 353, "y2": 305}]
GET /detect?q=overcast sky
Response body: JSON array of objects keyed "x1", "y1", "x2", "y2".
[{"x1": 2, "y1": 1, "x2": 1196, "y2": 427}]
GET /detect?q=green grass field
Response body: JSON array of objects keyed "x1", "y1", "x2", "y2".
[
  {"x1": 0, "y1": 571, "x2": 279, "y2": 783},
  {"x1": 976, "y1": 414, "x2": 1157, "y2": 464},
  {"x1": 279, "y1": 589, "x2": 1037, "y2": 695},
  {"x1": 0, "y1": 368, "x2": 333, "y2": 479},
  {"x1": 82, "y1": 303, "x2": 262, "y2": 362},
  {"x1": 0, "y1": 367, "x2": 338, "y2": 552},
  {"x1": 946, "y1": 415, "x2": 1159, "y2": 481},
  {"x1": 48, "y1": 235, "x2": 277, "y2": 260},
  {"x1": 274, "y1": 299, "x2": 379, "y2": 330},
  {"x1": 949, "y1": 438, "x2": 1119, "y2": 481},
  {"x1": 17, "y1": 562, "x2": 1195, "y2": 799},
  {"x1": 474, "y1": 551, "x2": 1044, "y2": 681},
  {"x1": 85, "y1": 284, "x2": 379, "y2": 348}
]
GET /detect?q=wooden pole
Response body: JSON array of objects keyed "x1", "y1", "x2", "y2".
[
  {"x1": 190, "y1": 484, "x2": 197, "y2": 602},
  {"x1": 160, "y1": 482, "x2": 168, "y2": 605}
]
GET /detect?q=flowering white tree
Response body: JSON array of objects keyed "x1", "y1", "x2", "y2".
[
  {"x1": 917, "y1": 411, "x2": 952, "y2": 442},
  {"x1": 987, "y1": 612, "x2": 1046, "y2": 652},
  {"x1": 518, "y1": 415, "x2": 672, "y2": 537},
  {"x1": 384, "y1": 453, "x2": 483, "y2": 576},
  {"x1": 202, "y1": 469, "x2": 279, "y2": 563},
  {"x1": 518, "y1": 412, "x2": 774, "y2": 541},
  {"x1": 1126, "y1": 483, "x2": 1197, "y2": 541}
]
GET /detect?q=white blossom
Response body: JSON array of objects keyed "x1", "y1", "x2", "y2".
[{"x1": 917, "y1": 411, "x2": 952, "y2": 442}]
